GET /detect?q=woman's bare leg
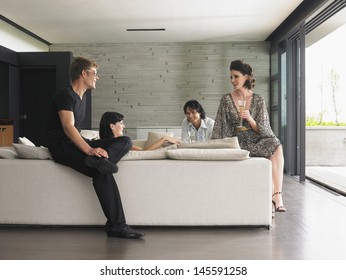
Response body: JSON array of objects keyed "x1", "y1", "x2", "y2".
[{"x1": 270, "y1": 145, "x2": 286, "y2": 212}]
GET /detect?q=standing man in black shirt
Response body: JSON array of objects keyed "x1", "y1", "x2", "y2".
[{"x1": 46, "y1": 57, "x2": 144, "y2": 239}]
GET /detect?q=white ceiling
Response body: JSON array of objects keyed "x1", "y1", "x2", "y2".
[{"x1": 0, "y1": 0, "x2": 304, "y2": 44}]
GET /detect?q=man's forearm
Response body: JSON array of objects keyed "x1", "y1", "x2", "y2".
[{"x1": 64, "y1": 125, "x2": 92, "y2": 155}]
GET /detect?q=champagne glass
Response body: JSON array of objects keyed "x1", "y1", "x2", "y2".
[
  {"x1": 237, "y1": 99, "x2": 246, "y2": 130},
  {"x1": 188, "y1": 130, "x2": 196, "y2": 143}
]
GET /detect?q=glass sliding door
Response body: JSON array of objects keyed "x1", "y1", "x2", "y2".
[
  {"x1": 269, "y1": 0, "x2": 346, "y2": 182},
  {"x1": 305, "y1": 5, "x2": 346, "y2": 194},
  {"x1": 270, "y1": 42, "x2": 288, "y2": 173}
]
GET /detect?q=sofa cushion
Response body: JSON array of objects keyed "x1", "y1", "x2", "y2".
[
  {"x1": 145, "y1": 131, "x2": 174, "y2": 149},
  {"x1": 0, "y1": 147, "x2": 18, "y2": 159},
  {"x1": 167, "y1": 148, "x2": 250, "y2": 161},
  {"x1": 12, "y1": 143, "x2": 52, "y2": 159},
  {"x1": 122, "y1": 144, "x2": 177, "y2": 160},
  {"x1": 178, "y1": 137, "x2": 240, "y2": 149}
]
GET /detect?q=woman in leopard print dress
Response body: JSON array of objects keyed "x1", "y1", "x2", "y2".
[{"x1": 212, "y1": 60, "x2": 286, "y2": 213}]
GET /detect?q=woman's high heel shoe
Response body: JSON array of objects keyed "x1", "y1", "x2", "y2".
[{"x1": 272, "y1": 192, "x2": 286, "y2": 212}]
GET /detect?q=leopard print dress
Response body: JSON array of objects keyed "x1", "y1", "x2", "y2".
[{"x1": 211, "y1": 93, "x2": 281, "y2": 158}]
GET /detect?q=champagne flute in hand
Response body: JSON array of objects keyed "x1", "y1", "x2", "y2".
[{"x1": 237, "y1": 99, "x2": 246, "y2": 130}]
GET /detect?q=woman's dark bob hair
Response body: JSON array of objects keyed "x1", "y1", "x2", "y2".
[{"x1": 99, "y1": 111, "x2": 124, "y2": 139}]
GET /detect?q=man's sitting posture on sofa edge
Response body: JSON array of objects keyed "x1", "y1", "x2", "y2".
[{"x1": 45, "y1": 56, "x2": 144, "y2": 239}]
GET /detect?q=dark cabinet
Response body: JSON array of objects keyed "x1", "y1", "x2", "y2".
[
  {"x1": 17, "y1": 52, "x2": 73, "y2": 146},
  {"x1": 0, "y1": 46, "x2": 18, "y2": 140}
]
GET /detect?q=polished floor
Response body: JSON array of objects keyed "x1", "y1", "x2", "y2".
[{"x1": 1, "y1": 176, "x2": 346, "y2": 260}]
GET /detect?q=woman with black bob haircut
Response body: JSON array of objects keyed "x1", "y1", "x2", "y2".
[
  {"x1": 99, "y1": 112, "x2": 125, "y2": 139},
  {"x1": 99, "y1": 111, "x2": 181, "y2": 151}
]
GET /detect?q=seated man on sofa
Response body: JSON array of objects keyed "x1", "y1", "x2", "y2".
[
  {"x1": 181, "y1": 100, "x2": 215, "y2": 143},
  {"x1": 45, "y1": 56, "x2": 144, "y2": 239}
]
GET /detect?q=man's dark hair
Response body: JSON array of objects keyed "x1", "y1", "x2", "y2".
[{"x1": 183, "y1": 100, "x2": 206, "y2": 119}]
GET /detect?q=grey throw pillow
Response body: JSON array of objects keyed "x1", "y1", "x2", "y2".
[{"x1": 12, "y1": 143, "x2": 52, "y2": 159}]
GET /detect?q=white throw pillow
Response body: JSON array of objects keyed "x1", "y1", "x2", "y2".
[
  {"x1": 167, "y1": 148, "x2": 250, "y2": 161},
  {"x1": 80, "y1": 130, "x2": 100, "y2": 140},
  {"x1": 145, "y1": 131, "x2": 174, "y2": 149},
  {"x1": 12, "y1": 143, "x2": 52, "y2": 159},
  {"x1": 121, "y1": 144, "x2": 177, "y2": 161},
  {"x1": 18, "y1": 137, "x2": 35, "y2": 146},
  {"x1": 0, "y1": 148, "x2": 18, "y2": 159},
  {"x1": 178, "y1": 137, "x2": 240, "y2": 149}
]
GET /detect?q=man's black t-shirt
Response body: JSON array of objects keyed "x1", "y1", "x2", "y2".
[{"x1": 46, "y1": 85, "x2": 87, "y2": 147}]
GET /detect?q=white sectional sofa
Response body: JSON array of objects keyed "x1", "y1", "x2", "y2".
[{"x1": 0, "y1": 136, "x2": 273, "y2": 228}]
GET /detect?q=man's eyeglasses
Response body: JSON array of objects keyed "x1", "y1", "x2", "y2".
[{"x1": 86, "y1": 69, "x2": 98, "y2": 76}]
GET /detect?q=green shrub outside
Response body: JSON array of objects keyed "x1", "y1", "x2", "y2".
[{"x1": 306, "y1": 116, "x2": 346, "y2": 126}]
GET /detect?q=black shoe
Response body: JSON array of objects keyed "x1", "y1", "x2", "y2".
[
  {"x1": 107, "y1": 226, "x2": 145, "y2": 239},
  {"x1": 84, "y1": 156, "x2": 118, "y2": 174}
]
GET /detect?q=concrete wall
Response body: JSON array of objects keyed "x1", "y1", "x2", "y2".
[
  {"x1": 306, "y1": 126, "x2": 346, "y2": 166},
  {"x1": 50, "y1": 42, "x2": 270, "y2": 131}
]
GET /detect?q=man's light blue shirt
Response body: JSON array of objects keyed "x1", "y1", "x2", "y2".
[{"x1": 181, "y1": 117, "x2": 215, "y2": 143}]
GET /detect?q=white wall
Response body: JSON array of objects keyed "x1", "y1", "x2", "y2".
[
  {"x1": 51, "y1": 42, "x2": 270, "y2": 130},
  {"x1": 0, "y1": 20, "x2": 48, "y2": 52},
  {"x1": 306, "y1": 126, "x2": 346, "y2": 166}
]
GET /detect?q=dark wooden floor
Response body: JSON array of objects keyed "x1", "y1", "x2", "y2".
[{"x1": 1, "y1": 176, "x2": 346, "y2": 260}]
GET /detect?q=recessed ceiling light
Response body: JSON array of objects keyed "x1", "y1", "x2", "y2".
[{"x1": 126, "y1": 28, "x2": 166, "y2": 32}]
